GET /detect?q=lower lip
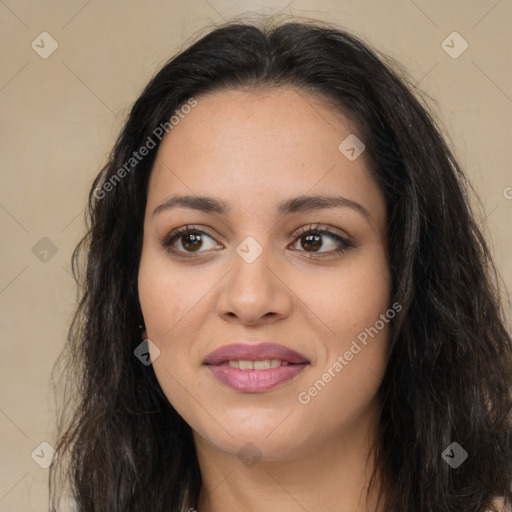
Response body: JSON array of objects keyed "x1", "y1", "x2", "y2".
[{"x1": 206, "y1": 363, "x2": 308, "y2": 392}]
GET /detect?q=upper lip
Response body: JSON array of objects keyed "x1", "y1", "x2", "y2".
[{"x1": 203, "y1": 342, "x2": 310, "y2": 365}]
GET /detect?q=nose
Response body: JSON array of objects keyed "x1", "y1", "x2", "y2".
[{"x1": 216, "y1": 244, "x2": 293, "y2": 326}]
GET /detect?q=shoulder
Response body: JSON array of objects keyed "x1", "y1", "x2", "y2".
[{"x1": 485, "y1": 497, "x2": 511, "y2": 512}]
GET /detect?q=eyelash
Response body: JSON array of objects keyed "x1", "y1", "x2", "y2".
[{"x1": 159, "y1": 223, "x2": 354, "y2": 259}]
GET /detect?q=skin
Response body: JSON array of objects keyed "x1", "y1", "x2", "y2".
[{"x1": 138, "y1": 86, "x2": 391, "y2": 512}]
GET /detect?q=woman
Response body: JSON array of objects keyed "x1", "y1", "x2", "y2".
[{"x1": 50, "y1": 16, "x2": 512, "y2": 512}]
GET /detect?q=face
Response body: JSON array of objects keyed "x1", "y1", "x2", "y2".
[{"x1": 138, "y1": 86, "x2": 392, "y2": 460}]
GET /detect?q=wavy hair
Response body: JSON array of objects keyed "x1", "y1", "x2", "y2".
[{"x1": 49, "y1": 15, "x2": 512, "y2": 512}]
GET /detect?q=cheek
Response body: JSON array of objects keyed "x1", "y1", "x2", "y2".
[
  {"x1": 299, "y1": 248, "x2": 391, "y2": 403},
  {"x1": 303, "y1": 252, "x2": 391, "y2": 342},
  {"x1": 294, "y1": 267, "x2": 391, "y2": 433},
  {"x1": 138, "y1": 250, "x2": 207, "y2": 340},
  {"x1": 138, "y1": 248, "x2": 213, "y2": 387},
  {"x1": 138, "y1": 254, "x2": 206, "y2": 423}
]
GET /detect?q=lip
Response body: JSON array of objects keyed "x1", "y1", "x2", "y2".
[
  {"x1": 203, "y1": 342, "x2": 310, "y2": 393},
  {"x1": 203, "y1": 342, "x2": 309, "y2": 365}
]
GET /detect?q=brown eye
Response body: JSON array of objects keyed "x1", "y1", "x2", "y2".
[
  {"x1": 161, "y1": 226, "x2": 222, "y2": 255},
  {"x1": 180, "y1": 231, "x2": 204, "y2": 252},
  {"x1": 300, "y1": 233, "x2": 323, "y2": 252},
  {"x1": 290, "y1": 224, "x2": 353, "y2": 257}
]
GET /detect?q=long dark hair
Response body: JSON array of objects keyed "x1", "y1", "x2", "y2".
[{"x1": 49, "y1": 15, "x2": 512, "y2": 512}]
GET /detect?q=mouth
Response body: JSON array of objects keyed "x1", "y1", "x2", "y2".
[
  {"x1": 203, "y1": 341, "x2": 310, "y2": 366},
  {"x1": 203, "y1": 342, "x2": 310, "y2": 392},
  {"x1": 214, "y1": 359, "x2": 295, "y2": 369}
]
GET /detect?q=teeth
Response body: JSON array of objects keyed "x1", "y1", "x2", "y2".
[{"x1": 227, "y1": 359, "x2": 290, "y2": 369}]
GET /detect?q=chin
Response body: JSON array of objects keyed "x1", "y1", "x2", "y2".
[{"x1": 192, "y1": 409, "x2": 311, "y2": 461}]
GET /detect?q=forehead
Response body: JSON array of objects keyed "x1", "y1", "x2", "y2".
[{"x1": 146, "y1": 86, "x2": 386, "y2": 231}]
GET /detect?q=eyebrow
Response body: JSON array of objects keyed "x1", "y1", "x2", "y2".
[{"x1": 152, "y1": 194, "x2": 373, "y2": 223}]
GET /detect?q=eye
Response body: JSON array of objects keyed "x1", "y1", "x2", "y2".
[
  {"x1": 289, "y1": 223, "x2": 353, "y2": 257},
  {"x1": 160, "y1": 225, "x2": 222, "y2": 256},
  {"x1": 160, "y1": 223, "x2": 353, "y2": 258}
]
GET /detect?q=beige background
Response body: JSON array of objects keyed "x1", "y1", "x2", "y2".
[{"x1": 0, "y1": 0, "x2": 511, "y2": 510}]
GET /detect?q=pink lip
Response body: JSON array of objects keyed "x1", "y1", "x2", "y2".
[
  {"x1": 203, "y1": 342, "x2": 309, "y2": 365},
  {"x1": 207, "y1": 364, "x2": 308, "y2": 392},
  {"x1": 203, "y1": 342, "x2": 309, "y2": 393}
]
